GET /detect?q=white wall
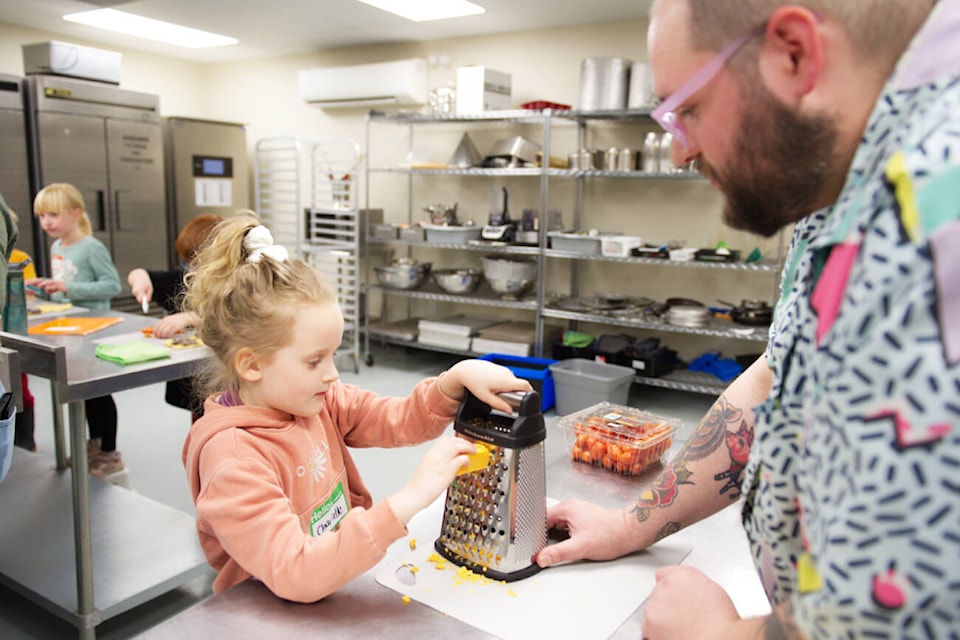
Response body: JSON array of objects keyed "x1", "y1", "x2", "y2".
[{"x1": 0, "y1": 19, "x2": 782, "y2": 360}]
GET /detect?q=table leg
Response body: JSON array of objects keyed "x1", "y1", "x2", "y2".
[
  {"x1": 52, "y1": 383, "x2": 67, "y2": 470},
  {"x1": 69, "y1": 400, "x2": 99, "y2": 639}
]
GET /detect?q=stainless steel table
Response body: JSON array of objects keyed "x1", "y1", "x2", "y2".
[
  {"x1": 0, "y1": 309, "x2": 212, "y2": 639},
  {"x1": 141, "y1": 415, "x2": 771, "y2": 638}
]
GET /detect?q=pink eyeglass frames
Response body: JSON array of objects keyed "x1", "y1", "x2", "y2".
[{"x1": 651, "y1": 23, "x2": 766, "y2": 148}]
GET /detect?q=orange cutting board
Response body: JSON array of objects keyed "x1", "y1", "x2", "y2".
[{"x1": 29, "y1": 316, "x2": 124, "y2": 336}]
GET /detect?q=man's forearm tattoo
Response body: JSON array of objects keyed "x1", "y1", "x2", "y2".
[
  {"x1": 683, "y1": 396, "x2": 742, "y2": 461},
  {"x1": 630, "y1": 395, "x2": 750, "y2": 523},
  {"x1": 713, "y1": 417, "x2": 754, "y2": 500},
  {"x1": 653, "y1": 521, "x2": 682, "y2": 542}
]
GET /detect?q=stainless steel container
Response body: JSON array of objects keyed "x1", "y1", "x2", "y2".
[
  {"x1": 604, "y1": 146, "x2": 619, "y2": 171},
  {"x1": 578, "y1": 57, "x2": 633, "y2": 111},
  {"x1": 616, "y1": 148, "x2": 638, "y2": 171},
  {"x1": 627, "y1": 61, "x2": 655, "y2": 109},
  {"x1": 643, "y1": 132, "x2": 661, "y2": 173},
  {"x1": 659, "y1": 132, "x2": 676, "y2": 173}
]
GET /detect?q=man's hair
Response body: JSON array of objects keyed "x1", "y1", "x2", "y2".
[{"x1": 653, "y1": 0, "x2": 934, "y2": 68}]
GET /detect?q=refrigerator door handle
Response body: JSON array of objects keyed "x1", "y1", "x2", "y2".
[
  {"x1": 113, "y1": 190, "x2": 122, "y2": 231},
  {"x1": 95, "y1": 190, "x2": 107, "y2": 232}
]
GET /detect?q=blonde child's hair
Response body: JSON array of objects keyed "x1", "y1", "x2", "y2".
[
  {"x1": 184, "y1": 212, "x2": 335, "y2": 398},
  {"x1": 33, "y1": 183, "x2": 93, "y2": 236}
]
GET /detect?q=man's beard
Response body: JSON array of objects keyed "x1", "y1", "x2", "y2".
[{"x1": 706, "y1": 84, "x2": 838, "y2": 237}]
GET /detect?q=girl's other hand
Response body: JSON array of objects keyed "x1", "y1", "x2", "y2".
[{"x1": 387, "y1": 436, "x2": 477, "y2": 524}]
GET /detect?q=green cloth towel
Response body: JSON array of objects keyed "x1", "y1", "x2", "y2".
[
  {"x1": 562, "y1": 330, "x2": 594, "y2": 348},
  {"x1": 95, "y1": 341, "x2": 171, "y2": 365}
]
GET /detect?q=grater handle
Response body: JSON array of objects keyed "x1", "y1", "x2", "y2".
[
  {"x1": 498, "y1": 391, "x2": 527, "y2": 410},
  {"x1": 497, "y1": 390, "x2": 542, "y2": 417}
]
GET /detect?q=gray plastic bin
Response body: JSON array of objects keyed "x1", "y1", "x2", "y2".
[{"x1": 549, "y1": 358, "x2": 635, "y2": 415}]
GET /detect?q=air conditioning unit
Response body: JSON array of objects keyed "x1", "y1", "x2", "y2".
[{"x1": 298, "y1": 58, "x2": 428, "y2": 109}]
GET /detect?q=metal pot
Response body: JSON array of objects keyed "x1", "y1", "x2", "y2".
[
  {"x1": 578, "y1": 56, "x2": 633, "y2": 111},
  {"x1": 720, "y1": 299, "x2": 773, "y2": 326}
]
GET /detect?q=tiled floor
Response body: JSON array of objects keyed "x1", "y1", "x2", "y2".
[{"x1": 0, "y1": 343, "x2": 714, "y2": 639}]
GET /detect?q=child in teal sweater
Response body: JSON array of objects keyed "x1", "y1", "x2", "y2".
[{"x1": 30, "y1": 183, "x2": 123, "y2": 477}]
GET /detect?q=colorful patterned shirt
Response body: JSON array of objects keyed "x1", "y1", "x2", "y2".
[{"x1": 743, "y1": 2, "x2": 960, "y2": 637}]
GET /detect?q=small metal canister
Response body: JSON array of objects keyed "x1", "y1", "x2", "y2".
[
  {"x1": 658, "y1": 132, "x2": 675, "y2": 173},
  {"x1": 616, "y1": 148, "x2": 637, "y2": 171},
  {"x1": 604, "y1": 147, "x2": 619, "y2": 171},
  {"x1": 642, "y1": 132, "x2": 661, "y2": 173}
]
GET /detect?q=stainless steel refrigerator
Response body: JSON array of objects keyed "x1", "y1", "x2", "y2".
[
  {"x1": 0, "y1": 74, "x2": 35, "y2": 259},
  {"x1": 164, "y1": 116, "x2": 248, "y2": 266},
  {"x1": 24, "y1": 74, "x2": 168, "y2": 295}
]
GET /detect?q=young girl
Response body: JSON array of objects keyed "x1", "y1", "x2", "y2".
[
  {"x1": 30, "y1": 183, "x2": 123, "y2": 477},
  {"x1": 181, "y1": 214, "x2": 530, "y2": 602}
]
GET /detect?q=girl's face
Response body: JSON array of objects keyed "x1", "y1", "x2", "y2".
[
  {"x1": 241, "y1": 300, "x2": 344, "y2": 417},
  {"x1": 36, "y1": 206, "x2": 82, "y2": 240}
]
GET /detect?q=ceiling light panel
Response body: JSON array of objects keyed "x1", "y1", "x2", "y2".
[
  {"x1": 63, "y1": 8, "x2": 238, "y2": 48},
  {"x1": 356, "y1": 0, "x2": 485, "y2": 22}
]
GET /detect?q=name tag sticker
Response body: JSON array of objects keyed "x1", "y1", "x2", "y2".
[{"x1": 310, "y1": 482, "x2": 349, "y2": 537}]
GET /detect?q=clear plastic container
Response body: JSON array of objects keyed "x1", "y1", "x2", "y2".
[{"x1": 558, "y1": 402, "x2": 678, "y2": 476}]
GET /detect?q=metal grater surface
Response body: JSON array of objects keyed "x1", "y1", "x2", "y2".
[{"x1": 435, "y1": 391, "x2": 547, "y2": 582}]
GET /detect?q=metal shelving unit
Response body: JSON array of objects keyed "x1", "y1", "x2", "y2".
[
  {"x1": 362, "y1": 109, "x2": 782, "y2": 393},
  {"x1": 255, "y1": 136, "x2": 363, "y2": 373}
]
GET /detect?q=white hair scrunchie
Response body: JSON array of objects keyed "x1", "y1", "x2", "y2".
[{"x1": 244, "y1": 225, "x2": 289, "y2": 264}]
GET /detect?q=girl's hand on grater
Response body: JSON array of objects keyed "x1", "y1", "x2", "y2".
[
  {"x1": 439, "y1": 359, "x2": 533, "y2": 414},
  {"x1": 387, "y1": 436, "x2": 478, "y2": 525}
]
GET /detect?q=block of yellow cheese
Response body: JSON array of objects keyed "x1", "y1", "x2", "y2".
[{"x1": 457, "y1": 443, "x2": 492, "y2": 475}]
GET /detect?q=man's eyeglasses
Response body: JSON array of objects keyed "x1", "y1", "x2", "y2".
[{"x1": 651, "y1": 23, "x2": 766, "y2": 148}]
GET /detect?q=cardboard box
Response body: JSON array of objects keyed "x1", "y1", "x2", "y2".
[{"x1": 456, "y1": 66, "x2": 511, "y2": 114}]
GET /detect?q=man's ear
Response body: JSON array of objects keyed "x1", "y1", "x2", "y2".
[
  {"x1": 758, "y1": 6, "x2": 823, "y2": 102},
  {"x1": 234, "y1": 347, "x2": 262, "y2": 382}
]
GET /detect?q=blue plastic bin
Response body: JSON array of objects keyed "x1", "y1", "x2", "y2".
[{"x1": 478, "y1": 353, "x2": 558, "y2": 411}]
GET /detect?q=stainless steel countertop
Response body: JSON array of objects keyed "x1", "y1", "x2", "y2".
[
  {"x1": 0, "y1": 307, "x2": 214, "y2": 639},
  {"x1": 0, "y1": 308, "x2": 210, "y2": 403},
  {"x1": 141, "y1": 414, "x2": 771, "y2": 638}
]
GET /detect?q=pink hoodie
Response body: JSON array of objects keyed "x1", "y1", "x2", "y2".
[{"x1": 182, "y1": 376, "x2": 459, "y2": 602}]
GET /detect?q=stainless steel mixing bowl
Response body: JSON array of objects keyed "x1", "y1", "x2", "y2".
[
  {"x1": 486, "y1": 277, "x2": 534, "y2": 298},
  {"x1": 374, "y1": 262, "x2": 431, "y2": 290},
  {"x1": 432, "y1": 268, "x2": 483, "y2": 294}
]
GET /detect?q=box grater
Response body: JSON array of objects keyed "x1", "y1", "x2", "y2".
[{"x1": 434, "y1": 390, "x2": 547, "y2": 582}]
